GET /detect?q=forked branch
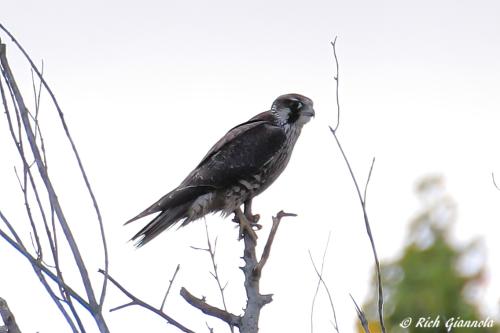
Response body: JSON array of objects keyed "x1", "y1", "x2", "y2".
[
  {"x1": 328, "y1": 37, "x2": 386, "y2": 333},
  {"x1": 190, "y1": 222, "x2": 234, "y2": 332},
  {"x1": 0, "y1": 28, "x2": 109, "y2": 332},
  {"x1": 98, "y1": 270, "x2": 194, "y2": 333},
  {"x1": 181, "y1": 211, "x2": 294, "y2": 333},
  {"x1": 0, "y1": 297, "x2": 22, "y2": 333},
  {"x1": 308, "y1": 233, "x2": 339, "y2": 333}
]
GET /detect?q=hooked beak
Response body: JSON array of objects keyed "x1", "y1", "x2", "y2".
[{"x1": 303, "y1": 108, "x2": 315, "y2": 118}]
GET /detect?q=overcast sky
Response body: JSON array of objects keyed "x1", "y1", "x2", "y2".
[{"x1": 1, "y1": 0, "x2": 500, "y2": 332}]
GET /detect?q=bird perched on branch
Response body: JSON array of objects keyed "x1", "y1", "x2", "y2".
[{"x1": 126, "y1": 93, "x2": 314, "y2": 246}]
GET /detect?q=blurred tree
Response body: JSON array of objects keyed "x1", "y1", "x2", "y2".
[{"x1": 360, "y1": 175, "x2": 498, "y2": 333}]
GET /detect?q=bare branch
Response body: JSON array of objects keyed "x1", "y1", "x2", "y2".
[
  {"x1": 1, "y1": 65, "x2": 85, "y2": 331},
  {"x1": 99, "y1": 270, "x2": 194, "y2": 333},
  {"x1": 2, "y1": 63, "x2": 85, "y2": 326},
  {"x1": 0, "y1": 297, "x2": 22, "y2": 333},
  {"x1": 1, "y1": 31, "x2": 109, "y2": 332},
  {"x1": 184, "y1": 211, "x2": 289, "y2": 333},
  {"x1": 206, "y1": 223, "x2": 230, "y2": 311},
  {"x1": 0, "y1": 215, "x2": 90, "y2": 310},
  {"x1": 328, "y1": 38, "x2": 386, "y2": 333},
  {"x1": 239, "y1": 211, "x2": 292, "y2": 333},
  {"x1": 160, "y1": 264, "x2": 181, "y2": 312},
  {"x1": 4, "y1": 86, "x2": 84, "y2": 328},
  {"x1": 0, "y1": 211, "x2": 88, "y2": 332},
  {"x1": 180, "y1": 287, "x2": 241, "y2": 328},
  {"x1": 0, "y1": 23, "x2": 109, "y2": 312},
  {"x1": 349, "y1": 294, "x2": 371, "y2": 333},
  {"x1": 492, "y1": 172, "x2": 500, "y2": 191},
  {"x1": 12, "y1": 164, "x2": 42, "y2": 258},
  {"x1": 363, "y1": 158, "x2": 376, "y2": 204},
  {"x1": 109, "y1": 302, "x2": 134, "y2": 312},
  {"x1": 255, "y1": 211, "x2": 296, "y2": 277},
  {"x1": 30, "y1": 62, "x2": 44, "y2": 142},
  {"x1": 0, "y1": 30, "x2": 98, "y2": 307},
  {"x1": 309, "y1": 232, "x2": 337, "y2": 333},
  {"x1": 308, "y1": 249, "x2": 339, "y2": 333},
  {"x1": 331, "y1": 36, "x2": 340, "y2": 132},
  {"x1": 194, "y1": 221, "x2": 233, "y2": 332}
]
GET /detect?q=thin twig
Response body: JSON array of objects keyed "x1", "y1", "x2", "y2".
[
  {"x1": 363, "y1": 158, "x2": 376, "y2": 204},
  {"x1": 0, "y1": 215, "x2": 90, "y2": 311},
  {"x1": 4, "y1": 81, "x2": 81, "y2": 327},
  {"x1": 308, "y1": 250, "x2": 339, "y2": 333},
  {"x1": 160, "y1": 264, "x2": 181, "y2": 312},
  {"x1": 1, "y1": 48, "x2": 84, "y2": 331},
  {"x1": 194, "y1": 221, "x2": 233, "y2": 332},
  {"x1": 331, "y1": 37, "x2": 340, "y2": 132},
  {"x1": 98, "y1": 269, "x2": 194, "y2": 333},
  {"x1": 0, "y1": 224, "x2": 81, "y2": 333},
  {"x1": 0, "y1": 24, "x2": 109, "y2": 312},
  {"x1": 328, "y1": 38, "x2": 386, "y2": 333},
  {"x1": 207, "y1": 223, "x2": 230, "y2": 311},
  {"x1": 29, "y1": 64, "x2": 48, "y2": 167},
  {"x1": 0, "y1": 30, "x2": 98, "y2": 307},
  {"x1": 30, "y1": 62, "x2": 43, "y2": 141},
  {"x1": 3, "y1": 66, "x2": 74, "y2": 310},
  {"x1": 1, "y1": 33, "x2": 108, "y2": 332},
  {"x1": 109, "y1": 302, "x2": 134, "y2": 312},
  {"x1": 13, "y1": 165, "x2": 42, "y2": 258},
  {"x1": 310, "y1": 232, "x2": 334, "y2": 333},
  {"x1": 492, "y1": 172, "x2": 500, "y2": 191},
  {"x1": 349, "y1": 294, "x2": 371, "y2": 333},
  {"x1": 255, "y1": 211, "x2": 296, "y2": 277}
]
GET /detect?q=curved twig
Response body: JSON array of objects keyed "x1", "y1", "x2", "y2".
[
  {"x1": 308, "y1": 248, "x2": 339, "y2": 333},
  {"x1": 349, "y1": 294, "x2": 370, "y2": 333},
  {"x1": 331, "y1": 37, "x2": 341, "y2": 132},
  {"x1": 99, "y1": 270, "x2": 194, "y2": 333},
  {"x1": 309, "y1": 232, "x2": 339, "y2": 333},
  {"x1": 328, "y1": 38, "x2": 386, "y2": 333},
  {"x1": 0, "y1": 23, "x2": 109, "y2": 311},
  {"x1": 191, "y1": 221, "x2": 233, "y2": 332}
]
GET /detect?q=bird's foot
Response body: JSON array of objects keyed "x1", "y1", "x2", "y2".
[
  {"x1": 248, "y1": 213, "x2": 261, "y2": 225},
  {"x1": 232, "y1": 212, "x2": 260, "y2": 242},
  {"x1": 239, "y1": 219, "x2": 258, "y2": 242}
]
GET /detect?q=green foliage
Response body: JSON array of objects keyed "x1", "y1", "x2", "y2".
[{"x1": 361, "y1": 176, "x2": 498, "y2": 333}]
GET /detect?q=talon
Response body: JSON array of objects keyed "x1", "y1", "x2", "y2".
[
  {"x1": 238, "y1": 221, "x2": 258, "y2": 242},
  {"x1": 235, "y1": 208, "x2": 258, "y2": 243},
  {"x1": 247, "y1": 213, "x2": 260, "y2": 224},
  {"x1": 252, "y1": 223, "x2": 263, "y2": 231}
]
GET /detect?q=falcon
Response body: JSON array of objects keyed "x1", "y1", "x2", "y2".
[{"x1": 126, "y1": 93, "x2": 314, "y2": 246}]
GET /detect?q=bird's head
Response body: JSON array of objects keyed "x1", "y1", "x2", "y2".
[{"x1": 271, "y1": 93, "x2": 315, "y2": 127}]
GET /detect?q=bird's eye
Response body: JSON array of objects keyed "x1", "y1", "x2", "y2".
[{"x1": 297, "y1": 102, "x2": 303, "y2": 109}]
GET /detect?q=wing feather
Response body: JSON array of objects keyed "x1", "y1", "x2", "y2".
[
  {"x1": 182, "y1": 112, "x2": 285, "y2": 188},
  {"x1": 196, "y1": 111, "x2": 275, "y2": 167}
]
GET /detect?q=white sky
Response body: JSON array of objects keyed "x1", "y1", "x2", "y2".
[{"x1": 1, "y1": 0, "x2": 500, "y2": 332}]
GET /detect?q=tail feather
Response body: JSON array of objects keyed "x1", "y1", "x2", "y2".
[
  {"x1": 124, "y1": 185, "x2": 215, "y2": 225},
  {"x1": 132, "y1": 202, "x2": 192, "y2": 247},
  {"x1": 127, "y1": 184, "x2": 217, "y2": 246}
]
